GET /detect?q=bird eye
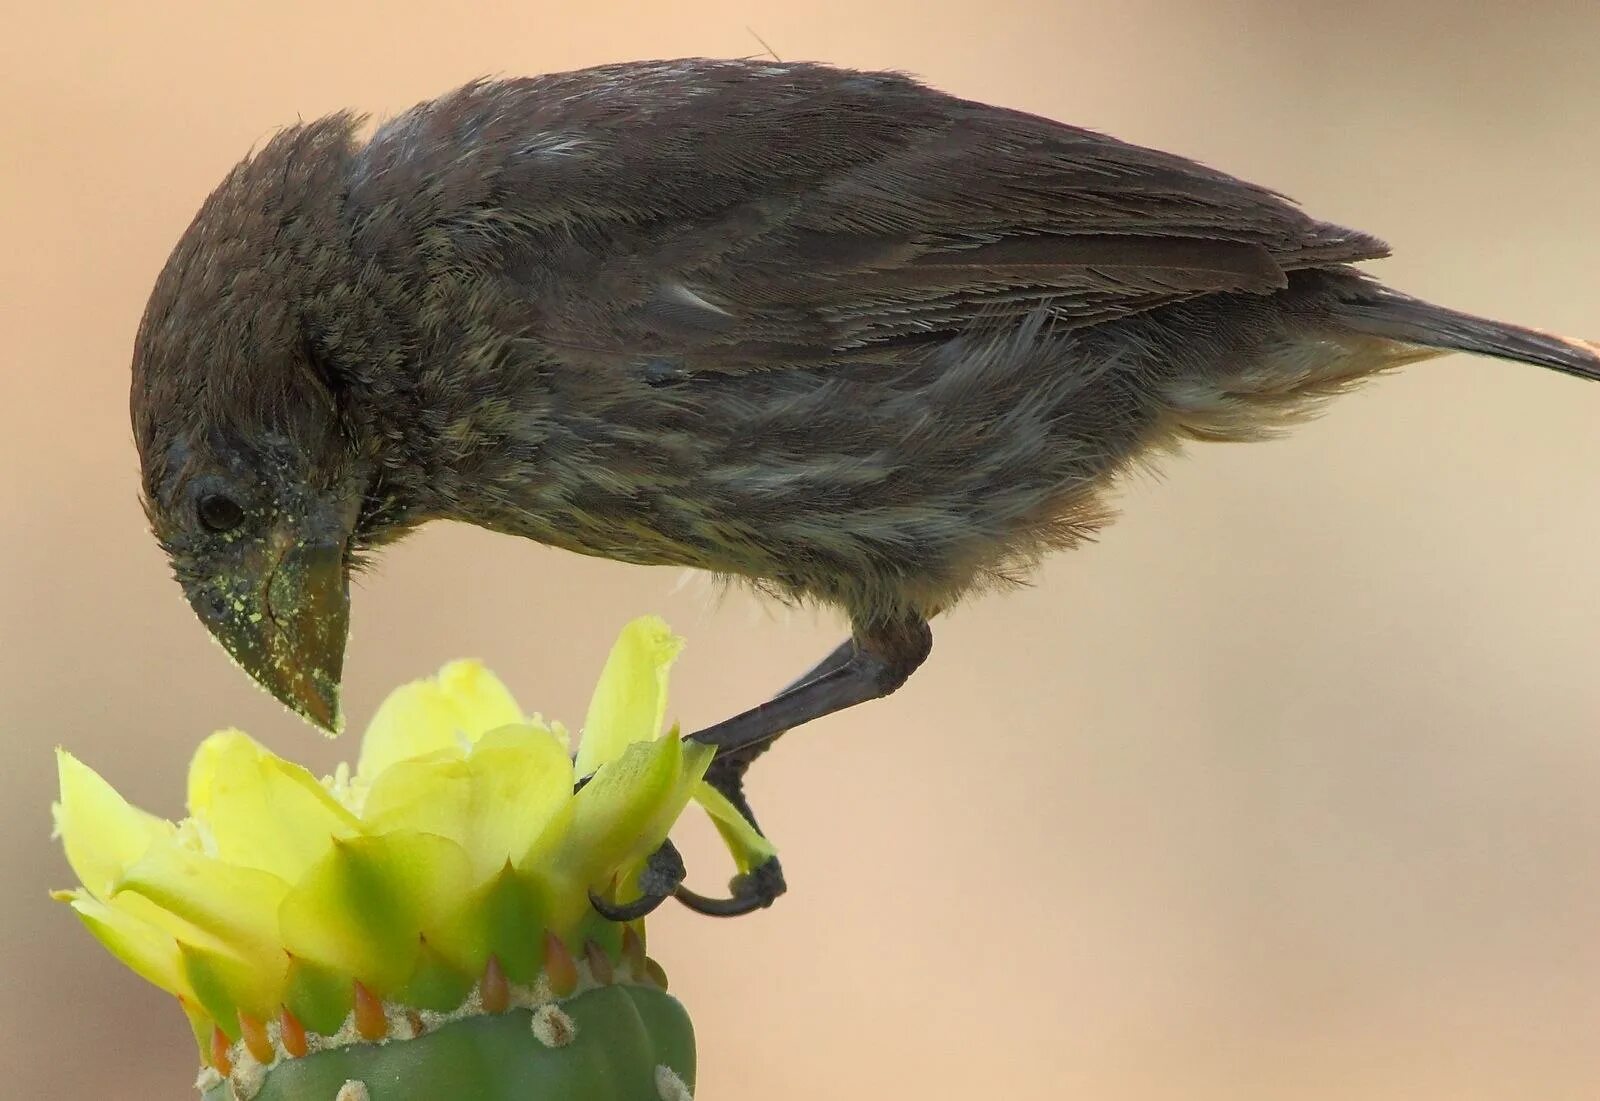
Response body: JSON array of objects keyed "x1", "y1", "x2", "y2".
[{"x1": 196, "y1": 493, "x2": 246, "y2": 533}]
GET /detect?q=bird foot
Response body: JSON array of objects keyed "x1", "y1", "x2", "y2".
[
  {"x1": 588, "y1": 842, "x2": 786, "y2": 921},
  {"x1": 673, "y1": 854, "x2": 787, "y2": 917},
  {"x1": 588, "y1": 839, "x2": 688, "y2": 922}
]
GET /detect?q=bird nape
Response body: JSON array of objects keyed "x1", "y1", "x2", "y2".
[{"x1": 129, "y1": 57, "x2": 1598, "y2": 918}]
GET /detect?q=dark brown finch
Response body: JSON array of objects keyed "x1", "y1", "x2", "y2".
[{"x1": 132, "y1": 59, "x2": 1596, "y2": 907}]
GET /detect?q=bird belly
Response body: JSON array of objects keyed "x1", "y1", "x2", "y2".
[
  {"x1": 496, "y1": 281, "x2": 1406, "y2": 623},
  {"x1": 1159, "y1": 332, "x2": 1437, "y2": 443},
  {"x1": 512, "y1": 323, "x2": 1171, "y2": 622}
]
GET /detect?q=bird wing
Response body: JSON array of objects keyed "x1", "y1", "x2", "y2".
[{"x1": 360, "y1": 60, "x2": 1387, "y2": 372}]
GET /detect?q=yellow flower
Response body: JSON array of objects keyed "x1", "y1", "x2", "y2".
[{"x1": 52, "y1": 616, "x2": 772, "y2": 1063}]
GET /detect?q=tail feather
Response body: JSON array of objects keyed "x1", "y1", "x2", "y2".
[{"x1": 1336, "y1": 285, "x2": 1600, "y2": 382}]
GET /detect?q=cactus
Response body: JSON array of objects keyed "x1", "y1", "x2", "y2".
[
  {"x1": 199, "y1": 984, "x2": 693, "y2": 1101},
  {"x1": 52, "y1": 619, "x2": 774, "y2": 1099}
]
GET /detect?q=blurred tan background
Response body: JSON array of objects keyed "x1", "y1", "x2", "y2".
[{"x1": 3, "y1": 2, "x2": 1598, "y2": 1098}]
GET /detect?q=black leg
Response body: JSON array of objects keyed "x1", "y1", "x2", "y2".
[
  {"x1": 697, "y1": 637, "x2": 857, "y2": 783},
  {"x1": 670, "y1": 641, "x2": 853, "y2": 917},
  {"x1": 780, "y1": 637, "x2": 862, "y2": 694},
  {"x1": 672, "y1": 616, "x2": 933, "y2": 916},
  {"x1": 689, "y1": 616, "x2": 933, "y2": 757},
  {"x1": 585, "y1": 642, "x2": 863, "y2": 920},
  {"x1": 671, "y1": 745, "x2": 788, "y2": 917},
  {"x1": 591, "y1": 642, "x2": 860, "y2": 921}
]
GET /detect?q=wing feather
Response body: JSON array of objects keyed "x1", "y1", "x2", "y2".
[{"x1": 356, "y1": 60, "x2": 1388, "y2": 372}]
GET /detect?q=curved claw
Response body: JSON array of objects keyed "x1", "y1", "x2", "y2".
[
  {"x1": 589, "y1": 886, "x2": 671, "y2": 923},
  {"x1": 673, "y1": 884, "x2": 767, "y2": 918},
  {"x1": 588, "y1": 840, "x2": 687, "y2": 923},
  {"x1": 674, "y1": 856, "x2": 787, "y2": 918}
]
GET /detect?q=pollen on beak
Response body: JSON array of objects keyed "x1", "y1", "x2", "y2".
[{"x1": 186, "y1": 531, "x2": 349, "y2": 734}]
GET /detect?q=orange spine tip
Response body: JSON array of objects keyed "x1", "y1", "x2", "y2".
[
  {"x1": 278, "y1": 1007, "x2": 309, "y2": 1059},
  {"x1": 584, "y1": 938, "x2": 614, "y2": 985},
  {"x1": 621, "y1": 925, "x2": 646, "y2": 977},
  {"x1": 544, "y1": 931, "x2": 579, "y2": 997},
  {"x1": 481, "y1": 954, "x2": 510, "y2": 1014},
  {"x1": 209, "y1": 1025, "x2": 233, "y2": 1075},
  {"x1": 643, "y1": 956, "x2": 669, "y2": 991},
  {"x1": 238, "y1": 1012, "x2": 274, "y2": 1065},
  {"x1": 352, "y1": 980, "x2": 388, "y2": 1041}
]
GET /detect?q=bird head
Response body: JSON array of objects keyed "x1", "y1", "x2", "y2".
[{"x1": 131, "y1": 117, "x2": 371, "y2": 733}]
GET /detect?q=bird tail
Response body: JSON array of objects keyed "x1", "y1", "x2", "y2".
[{"x1": 1335, "y1": 285, "x2": 1600, "y2": 382}]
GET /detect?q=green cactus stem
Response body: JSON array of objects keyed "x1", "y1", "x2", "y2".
[{"x1": 199, "y1": 981, "x2": 693, "y2": 1101}]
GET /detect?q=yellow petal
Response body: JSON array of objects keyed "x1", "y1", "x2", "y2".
[
  {"x1": 278, "y1": 831, "x2": 474, "y2": 995},
  {"x1": 425, "y1": 863, "x2": 546, "y2": 986},
  {"x1": 357, "y1": 660, "x2": 524, "y2": 781},
  {"x1": 364, "y1": 726, "x2": 574, "y2": 883},
  {"x1": 575, "y1": 616, "x2": 683, "y2": 777},
  {"x1": 693, "y1": 780, "x2": 779, "y2": 873},
  {"x1": 116, "y1": 844, "x2": 289, "y2": 963},
  {"x1": 460, "y1": 726, "x2": 575, "y2": 882},
  {"x1": 622, "y1": 737, "x2": 716, "y2": 877},
  {"x1": 180, "y1": 939, "x2": 281, "y2": 1034},
  {"x1": 186, "y1": 731, "x2": 362, "y2": 881},
  {"x1": 361, "y1": 752, "x2": 473, "y2": 848},
  {"x1": 558, "y1": 736, "x2": 712, "y2": 887},
  {"x1": 516, "y1": 797, "x2": 577, "y2": 876},
  {"x1": 179, "y1": 996, "x2": 214, "y2": 1060},
  {"x1": 54, "y1": 748, "x2": 174, "y2": 900},
  {"x1": 56, "y1": 889, "x2": 193, "y2": 1000}
]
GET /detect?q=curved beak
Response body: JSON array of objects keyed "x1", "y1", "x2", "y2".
[{"x1": 185, "y1": 528, "x2": 349, "y2": 733}]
